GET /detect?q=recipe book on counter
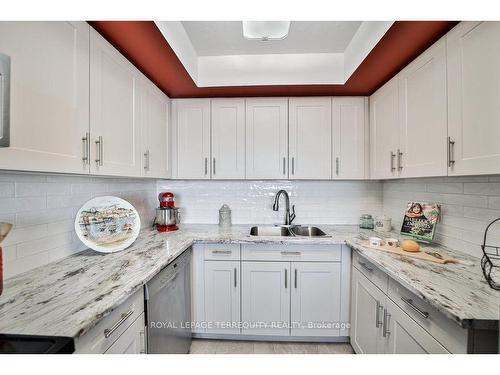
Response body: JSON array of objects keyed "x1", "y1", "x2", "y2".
[{"x1": 400, "y1": 202, "x2": 440, "y2": 242}]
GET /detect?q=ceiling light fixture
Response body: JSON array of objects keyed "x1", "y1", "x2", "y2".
[{"x1": 242, "y1": 21, "x2": 291, "y2": 41}]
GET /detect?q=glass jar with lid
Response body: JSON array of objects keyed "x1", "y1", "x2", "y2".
[{"x1": 359, "y1": 214, "x2": 374, "y2": 229}]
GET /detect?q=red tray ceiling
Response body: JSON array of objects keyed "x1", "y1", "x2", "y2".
[{"x1": 88, "y1": 21, "x2": 458, "y2": 98}]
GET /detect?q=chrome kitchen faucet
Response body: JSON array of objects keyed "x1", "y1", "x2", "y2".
[{"x1": 273, "y1": 189, "x2": 296, "y2": 226}]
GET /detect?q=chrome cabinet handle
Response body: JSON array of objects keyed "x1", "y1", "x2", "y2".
[
  {"x1": 376, "y1": 301, "x2": 383, "y2": 328},
  {"x1": 285, "y1": 268, "x2": 288, "y2": 289},
  {"x1": 212, "y1": 250, "x2": 232, "y2": 255},
  {"x1": 397, "y1": 149, "x2": 403, "y2": 171},
  {"x1": 0, "y1": 52, "x2": 11, "y2": 148},
  {"x1": 382, "y1": 308, "x2": 391, "y2": 337},
  {"x1": 213, "y1": 157, "x2": 216, "y2": 176},
  {"x1": 144, "y1": 150, "x2": 150, "y2": 171},
  {"x1": 335, "y1": 157, "x2": 340, "y2": 176},
  {"x1": 234, "y1": 267, "x2": 237, "y2": 288},
  {"x1": 294, "y1": 268, "x2": 298, "y2": 289},
  {"x1": 100, "y1": 136, "x2": 104, "y2": 166},
  {"x1": 95, "y1": 136, "x2": 103, "y2": 166},
  {"x1": 390, "y1": 151, "x2": 396, "y2": 172},
  {"x1": 448, "y1": 137, "x2": 455, "y2": 167},
  {"x1": 204, "y1": 157, "x2": 208, "y2": 175},
  {"x1": 401, "y1": 297, "x2": 429, "y2": 319},
  {"x1": 280, "y1": 251, "x2": 301, "y2": 255},
  {"x1": 291, "y1": 157, "x2": 295, "y2": 175},
  {"x1": 359, "y1": 261, "x2": 373, "y2": 272},
  {"x1": 104, "y1": 309, "x2": 134, "y2": 338},
  {"x1": 82, "y1": 132, "x2": 89, "y2": 163},
  {"x1": 283, "y1": 157, "x2": 286, "y2": 175},
  {"x1": 139, "y1": 330, "x2": 146, "y2": 354}
]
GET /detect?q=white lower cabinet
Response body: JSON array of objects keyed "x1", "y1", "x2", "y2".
[
  {"x1": 75, "y1": 289, "x2": 145, "y2": 353},
  {"x1": 351, "y1": 262, "x2": 453, "y2": 354},
  {"x1": 241, "y1": 261, "x2": 291, "y2": 336},
  {"x1": 203, "y1": 260, "x2": 241, "y2": 334},
  {"x1": 291, "y1": 262, "x2": 341, "y2": 337},
  {"x1": 105, "y1": 313, "x2": 146, "y2": 354},
  {"x1": 350, "y1": 266, "x2": 386, "y2": 353},
  {"x1": 384, "y1": 299, "x2": 448, "y2": 354},
  {"x1": 193, "y1": 244, "x2": 348, "y2": 340}
]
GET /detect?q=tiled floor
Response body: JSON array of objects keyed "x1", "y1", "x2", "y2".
[{"x1": 189, "y1": 339, "x2": 354, "y2": 354}]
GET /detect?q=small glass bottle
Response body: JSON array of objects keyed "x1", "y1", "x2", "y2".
[
  {"x1": 359, "y1": 214, "x2": 374, "y2": 229},
  {"x1": 219, "y1": 204, "x2": 232, "y2": 228}
]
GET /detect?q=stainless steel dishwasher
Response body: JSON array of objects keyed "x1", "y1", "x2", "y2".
[{"x1": 144, "y1": 248, "x2": 192, "y2": 354}]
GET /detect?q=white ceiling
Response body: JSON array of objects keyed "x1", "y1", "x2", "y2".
[
  {"x1": 181, "y1": 21, "x2": 363, "y2": 56},
  {"x1": 155, "y1": 21, "x2": 394, "y2": 87}
]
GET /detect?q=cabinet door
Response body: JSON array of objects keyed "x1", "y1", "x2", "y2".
[
  {"x1": 90, "y1": 28, "x2": 142, "y2": 177},
  {"x1": 332, "y1": 97, "x2": 367, "y2": 179},
  {"x1": 211, "y1": 98, "x2": 245, "y2": 179},
  {"x1": 398, "y1": 38, "x2": 447, "y2": 178},
  {"x1": 241, "y1": 261, "x2": 290, "y2": 336},
  {"x1": 0, "y1": 21, "x2": 90, "y2": 174},
  {"x1": 141, "y1": 78, "x2": 171, "y2": 178},
  {"x1": 370, "y1": 77, "x2": 400, "y2": 179},
  {"x1": 172, "y1": 99, "x2": 211, "y2": 179},
  {"x1": 384, "y1": 299, "x2": 449, "y2": 354},
  {"x1": 447, "y1": 22, "x2": 500, "y2": 175},
  {"x1": 245, "y1": 98, "x2": 288, "y2": 179},
  {"x1": 204, "y1": 261, "x2": 241, "y2": 335},
  {"x1": 289, "y1": 97, "x2": 332, "y2": 179},
  {"x1": 290, "y1": 262, "x2": 341, "y2": 337},
  {"x1": 104, "y1": 313, "x2": 146, "y2": 354},
  {"x1": 350, "y1": 268, "x2": 386, "y2": 354}
]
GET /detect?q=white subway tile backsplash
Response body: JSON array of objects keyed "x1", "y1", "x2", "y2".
[
  {"x1": 382, "y1": 176, "x2": 500, "y2": 258},
  {"x1": 426, "y1": 182, "x2": 463, "y2": 194},
  {"x1": 0, "y1": 171, "x2": 157, "y2": 279},
  {"x1": 157, "y1": 180, "x2": 383, "y2": 225},
  {"x1": 14, "y1": 182, "x2": 48, "y2": 197},
  {"x1": 464, "y1": 182, "x2": 500, "y2": 196},
  {"x1": 0, "y1": 183, "x2": 15, "y2": 198}
]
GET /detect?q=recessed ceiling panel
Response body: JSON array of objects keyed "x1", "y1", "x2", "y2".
[{"x1": 181, "y1": 21, "x2": 362, "y2": 56}]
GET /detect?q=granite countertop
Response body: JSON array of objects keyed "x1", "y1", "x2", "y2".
[{"x1": 0, "y1": 224, "x2": 498, "y2": 339}]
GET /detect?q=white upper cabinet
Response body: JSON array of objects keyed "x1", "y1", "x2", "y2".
[
  {"x1": 447, "y1": 22, "x2": 500, "y2": 176},
  {"x1": 172, "y1": 99, "x2": 211, "y2": 179},
  {"x1": 140, "y1": 78, "x2": 171, "y2": 178},
  {"x1": 0, "y1": 22, "x2": 90, "y2": 174},
  {"x1": 290, "y1": 262, "x2": 341, "y2": 337},
  {"x1": 211, "y1": 98, "x2": 245, "y2": 179},
  {"x1": 398, "y1": 38, "x2": 447, "y2": 178},
  {"x1": 90, "y1": 28, "x2": 142, "y2": 177},
  {"x1": 332, "y1": 97, "x2": 368, "y2": 179},
  {"x1": 289, "y1": 97, "x2": 332, "y2": 179},
  {"x1": 370, "y1": 77, "x2": 400, "y2": 179},
  {"x1": 245, "y1": 98, "x2": 288, "y2": 179}
]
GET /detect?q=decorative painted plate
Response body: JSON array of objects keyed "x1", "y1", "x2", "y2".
[{"x1": 75, "y1": 196, "x2": 141, "y2": 253}]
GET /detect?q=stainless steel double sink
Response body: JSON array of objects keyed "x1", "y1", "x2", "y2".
[{"x1": 249, "y1": 225, "x2": 328, "y2": 237}]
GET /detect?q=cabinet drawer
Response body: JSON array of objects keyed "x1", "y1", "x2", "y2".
[
  {"x1": 388, "y1": 278, "x2": 467, "y2": 353},
  {"x1": 352, "y1": 252, "x2": 388, "y2": 293},
  {"x1": 204, "y1": 244, "x2": 240, "y2": 260},
  {"x1": 75, "y1": 288, "x2": 145, "y2": 353},
  {"x1": 241, "y1": 244, "x2": 341, "y2": 262}
]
